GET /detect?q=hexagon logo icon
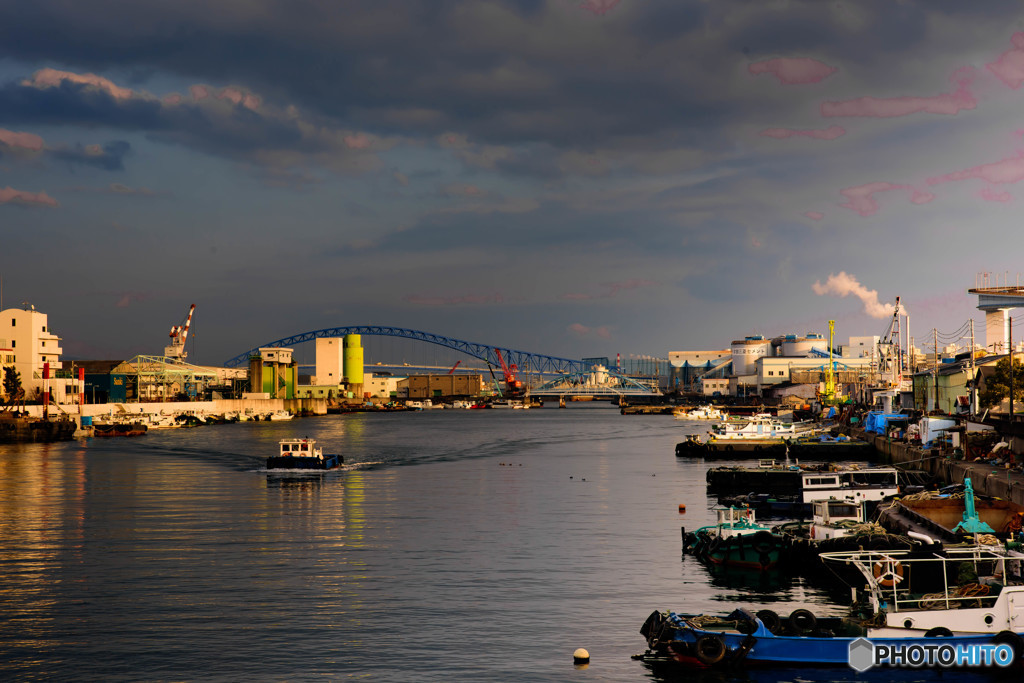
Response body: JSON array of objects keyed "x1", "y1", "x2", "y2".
[{"x1": 848, "y1": 637, "x2": 875, "y2": 672}]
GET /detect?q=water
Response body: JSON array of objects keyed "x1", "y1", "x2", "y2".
[{"x1": 0, "y1": 406, "x2": 990, "y2": 681}]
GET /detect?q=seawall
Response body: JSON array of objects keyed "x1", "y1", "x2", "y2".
[{"x1": 853, "y1": 428, "x2": 1024, "y2": 507}]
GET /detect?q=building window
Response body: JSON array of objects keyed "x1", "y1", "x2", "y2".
[
  {"x1": 768, "y1": 371, "x2": 774, "y2": 376},
  {"x1": 42, "y1": 341, "x2": 45, "y2": 347},
  {"x1": 11, "y1": 319, "x2": 14, "y2": 327}
]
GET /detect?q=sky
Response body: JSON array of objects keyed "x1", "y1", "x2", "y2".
[{"x1": 2, "y1": 0, "x2": 1024, "y2": 366}]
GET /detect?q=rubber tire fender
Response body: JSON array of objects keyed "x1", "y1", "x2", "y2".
[
  {"x1": 751, "y1": 530, "x2": 775, "y2": 555},
  {"x1": 788, "y1": 609, "x2": 817, "y2": 633},
  {"x1": 925, "y1": 626, "x2": 953, "y2": 638},
  {"x1": 992, "y1": 630, "x2": 1023, "y2": 665},
  {"x1": 755, "y1": 609, "x2": 781, "y2": 634},
  {"x1": 694, "y1": 634, "x2": 727, "y2": 666}
]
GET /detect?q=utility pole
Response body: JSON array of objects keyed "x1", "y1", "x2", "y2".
[
  {"x1": 1010, "y1": 316, "x2": 1014, "y2": 424},
  {"x1": 933, "y1": 328, "x2": 939, "y2": 413},
  {"x1": 969, "y1": 319, "x2": 976, "y2": 416}
]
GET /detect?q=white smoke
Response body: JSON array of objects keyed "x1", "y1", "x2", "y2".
[{"x1": 812, "y1": 272, "x2": 903, "y2": 319}]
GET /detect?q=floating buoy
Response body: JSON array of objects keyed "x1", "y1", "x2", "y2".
[
  {"x1": 678, "y1": 504, "x2": 687, "y2": 513},
  {"x1": 573, "y1": 648, "x2": 590, "y2": 664}
]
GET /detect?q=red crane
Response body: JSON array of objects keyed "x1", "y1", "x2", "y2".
[
  {"x1": 165, "y1": 304, "x2": 196, "y2": 360},
  {"x1": 448, "y1": 360, "x2": 462, "y2": 375},
  {"x1": 493, "y1": 349, "x2": 522, "y2": 395}
]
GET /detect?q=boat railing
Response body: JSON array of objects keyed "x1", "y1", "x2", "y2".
[{"x1": 820, "y1": 546, "x2": 1023, "y2": 613}]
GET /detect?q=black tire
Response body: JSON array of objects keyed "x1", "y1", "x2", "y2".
[
  {"x1": 751, "y1": 530, "x2": 775, "y2": 555},
  {"x1": 755, "y1": 609, "x2": 781, "y2": 634},
  {"x1": 992, "y1": 630, "x2": 1023, "y2": 665},
  {"x1": 925, "y1": 626, "x2": 953, "y2": 638},
  {"x1": 789, "y1": 609, "x2": 817, "y2": 632},
  {"x1": 724, "y1": 445, "x2": 734, "y2": 452},
  {"x1": 694, "y1": 634, "x2": 727, "y2": 665}
]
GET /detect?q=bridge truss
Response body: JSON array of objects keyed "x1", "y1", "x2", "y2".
[
  {"x1": 530, "y1": 367, "x2": 661, "y2": 397},
  {"x1": 224, "y1": 326, "x2": 588, "y2": 377}
]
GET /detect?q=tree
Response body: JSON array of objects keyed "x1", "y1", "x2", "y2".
[
  {"x1": 979, "y1": 357, "x2": 1024, "y2": 411},
  {"x1": 2, "y1": 367, "x2": 24, "y2": 411}
]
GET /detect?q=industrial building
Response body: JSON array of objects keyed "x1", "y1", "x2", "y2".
[{"x1": 402, "y1": 374, "x2": 485, "y2": 399}]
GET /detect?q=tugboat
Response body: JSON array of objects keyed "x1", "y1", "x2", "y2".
[
  {"x1": 683, "y1": 507, "x2": 787, "y2": 570},
  {"x1": 266, "y1": 438, "x2": 343, "y2": 470}
]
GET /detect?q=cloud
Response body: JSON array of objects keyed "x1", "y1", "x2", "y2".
[
  {"x1": 50, "y1": 140, "x2": 131, "y2": 170},
  {"x1": 562, "y1": 279, "x2": 658, "y2": 300},
  {"x1": 441, "y1": 183, "x2": 487, "y2": 198},
  {"x1": 821, "y1": 68, "x2": 977, "y2": 118},
  {"x1": 987, "y1": 32, "x2": 1024, "y2": 89},
  {"x1": 0, "y1": 128, "x2": 45, "y2": 151},
  {"x1": 568, "y1": 323, "x2": 612, "y2": 339},
  {"x1": 748, "y1": 57, "x2": 838, "y2": 85},
  {"x1": 403, "y1": 293, "x2": 505, "y2": 306},
  {"x1": 803, "y1": 210, "x2": 824, "y2": 220},
  {"x1": 579, "y1": 0, "x2": 621, "y2": 16},
  {"x1": 393, "y1": 171, "x2": 409, "y2": 186},
  {"x1": 927, "y1": 150, "x2": 1024, "y2": 187},
  {"x1": 837, "y1": 182, "x2": 934, "y2": 217},
  {"x1": 980, "y1": 187, "x2": 1012, "y2": 203},
  {"x1": 0, "y1": 186, "x2": 58, "y2": 207},
  {"x1": 812, "y1": 271, "x2": 899, "y2": 319},
  {"x1": 114, "y1": 292, "x2": 149, "y2": 308},
  {"x1": 2, "y1": 68, "x2": 390, "y2": 175},
  {"x1": 759, "y1": 126, "x2": 846, "y2": 140},
  {"x1": 24, "y1": 67, "x2": 134, "y2": 100}
]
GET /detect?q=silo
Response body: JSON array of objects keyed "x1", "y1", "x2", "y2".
[
  {"x1": 781, "y1": 334, "x2": 813, "y2": 357},
  {"x1": 343, "y1": 334, "x2": 364, "y2": 385},
  {"x1": 805, "y1": 332, "x2": 828, "y2": 356},
  {"x1": 730, "y1": 336, "x2": 771, "y2": 375}
]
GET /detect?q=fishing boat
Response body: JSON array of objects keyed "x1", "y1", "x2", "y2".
[
  {"x1": 784, "y1": 432, "x2": 876, "y2": 459},
  {"x1": 266, "y1": 438, "x2": 343, "y2": 470},
  {"x1": 93, "y1": 420, "x2": 148, "y2": 437},
  {"x1": 875, "y1": 478, "x2": 1024, "y2": 544},
  {"x1": 676, "y1": 415, "x2": 818, "y2": 457},
  {"x1": 638, "y1": 544, "x2": 1024, "y2": 668},
  {"x1": 718, "y1": 465, "x2": 901, "y2": 516},
  {"x1": 675, "y1": 405, "x2": 727, "y2": 421},
  {"x1": 267, "y1": 410, "x2": 293, "y2": 421},
  {"x1": 683, "y1": 507, "x2": 787, "y2": 570}
]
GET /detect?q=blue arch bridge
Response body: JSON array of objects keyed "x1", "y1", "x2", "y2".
[{"x1": 224, "y1": 326, "x2": 661, "y2": 397}]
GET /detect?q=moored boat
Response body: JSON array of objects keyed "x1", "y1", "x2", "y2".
[
  {"x1": 683, "y1": 507, "x2": 787, "y2": 570},
  {"x1": 638, "y1": 544, "x2": 1024, "y2": 669},
  {"x1": 266, "y1": 438, "x2": 343, "y2": 470}
]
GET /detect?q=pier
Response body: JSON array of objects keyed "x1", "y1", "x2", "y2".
[{"x1": 852, "y1": 427, "x2": 1024, "y2": 506}]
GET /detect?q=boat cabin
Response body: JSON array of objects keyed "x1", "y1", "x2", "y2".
[
  {"x1": 809, "y1": 499, "x2": 865, "y2": 540},
  {"x1": 821, "y1": 546, "x2": 1024, "y2": 637},
  {"x1": 800, "y1": 467, "x2": 898, "y2": 504},
  {"x1": 278, "y1": 438, "x2": 323, "y2": 460}
]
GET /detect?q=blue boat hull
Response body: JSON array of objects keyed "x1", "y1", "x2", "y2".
[{"x1": 640, "y1": 609, "x2": 1024, "y2": 668}]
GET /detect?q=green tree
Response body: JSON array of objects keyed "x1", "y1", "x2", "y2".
[
  {"x1": 2, "y1": 366, "x2": 24, "y2": 411},
  {"x1": 979, "y1": 357, "x2": 1024, "y2": 410}
]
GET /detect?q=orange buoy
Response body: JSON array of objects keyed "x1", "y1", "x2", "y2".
[{"x1": 678, "y1": 504, "x2": 687, "y2": 513}]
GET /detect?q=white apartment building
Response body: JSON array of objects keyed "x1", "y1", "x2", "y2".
[
  {"x1": 315, "y1": 337, "x2": 345, "y2": 385},
  {"x1": 0, "y1": 304, "x2": 76, "y2": 404}
]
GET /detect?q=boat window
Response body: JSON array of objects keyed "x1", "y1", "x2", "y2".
[{"x1": 300, "y1": 444, "x2": 308, "y2": 452}]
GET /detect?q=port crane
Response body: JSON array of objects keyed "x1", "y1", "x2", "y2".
[
  {"x1": 165, "y1": 304, "x2": 196, "y2": 361},
  {"x1": 494, "y1": 349, "x2": 523, "y2": 396},
  {"x1": 877, "y1": 296, "x2": 902, "y2": 387}
]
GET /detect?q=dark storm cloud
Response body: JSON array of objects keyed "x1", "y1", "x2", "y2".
[{"x1": 0, "y1": 0, "x2": 826, "y2": 149}]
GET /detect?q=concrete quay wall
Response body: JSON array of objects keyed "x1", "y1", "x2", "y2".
[
  {"x1": 853, "y1": 428, "x2": 1024, "y2": 507},
  {"x1": 18, "y1": 397, "x2": 329, "y2": 421}
]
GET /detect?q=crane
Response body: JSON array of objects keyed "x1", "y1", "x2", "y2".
[
  {"x1": 877, "y1": 296, "x2": 902, "y2": 386},
  {"x1": 165, "y1": 304, "x2": 196, "y2": 361},
  {"x1": 493, "y1": 348, "x2": 523, "y2": 396},
  {"x1": 448, "y1": 360, "x2": 462, "y2": 375}
]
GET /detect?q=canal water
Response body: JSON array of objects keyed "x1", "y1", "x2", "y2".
[{"x1": 0, "y1": 405, "x2": 994, "y2": 681}]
